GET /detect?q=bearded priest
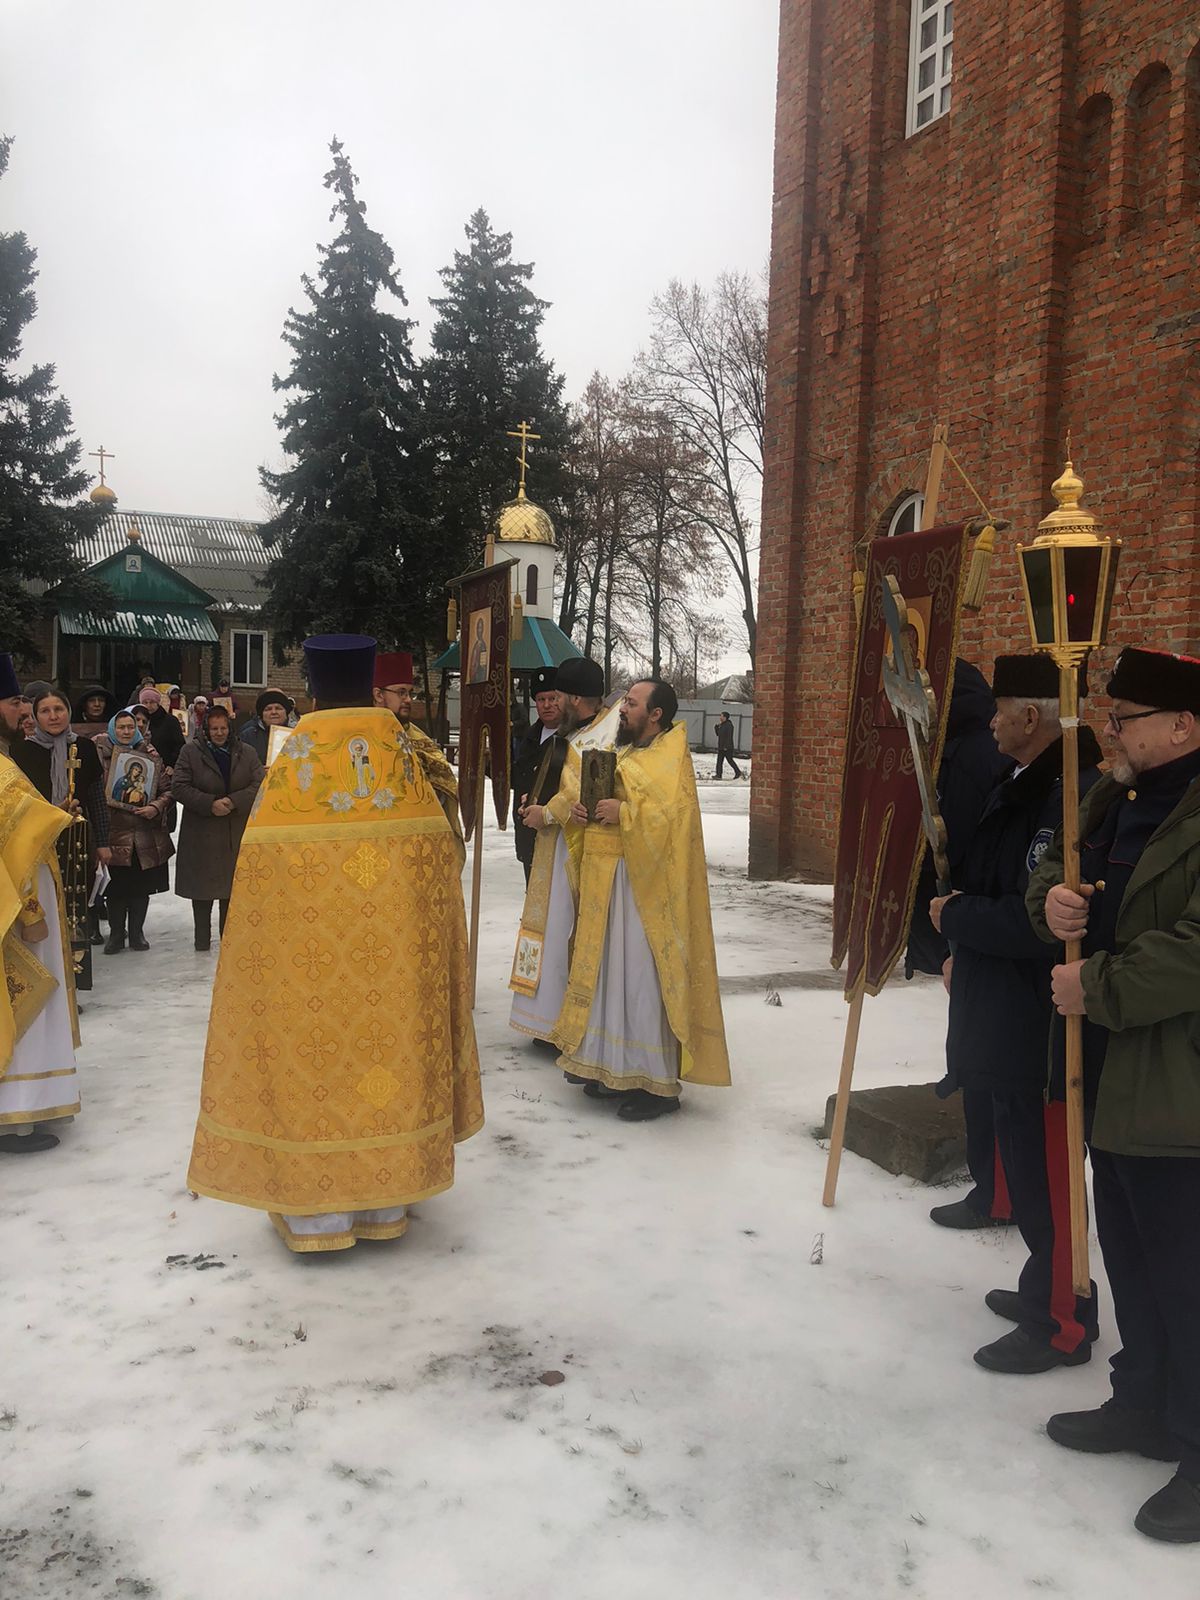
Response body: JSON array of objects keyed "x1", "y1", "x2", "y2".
[
  {"x1": 552, "y1": 678, "x2": 731, "y2": 1121},
  {"x1": 187, "y1": 634, "x2": 483, "y2": 1252},
  {"x1": 372, "y1": 650, "x2": 464, "y2": 865}
]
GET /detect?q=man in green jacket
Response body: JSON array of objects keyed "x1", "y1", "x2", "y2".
[{"x1": 1027, "y1": 645, "x2": 1200, "y2": 1545}]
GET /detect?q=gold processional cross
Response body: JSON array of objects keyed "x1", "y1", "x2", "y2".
[{"x1": 506, "y1": 421, "x2": 540, "y2": 495}]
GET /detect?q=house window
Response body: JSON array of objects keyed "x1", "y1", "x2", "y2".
[
  {"x1": 231, "y1": 629, "x2": 268, "y2": 687},
  {"x1": 525, "y1": 563, "x2": 539, "y2": 607},
  {"x1": 888, "y1": 493, "x2": 925, "y2": 536},
  {"x1": 907, "y1": 0, "x2": 953, "y2": 136},
  {"x1": 78, "y1": 640, "x2": 108, "y2": 680}
]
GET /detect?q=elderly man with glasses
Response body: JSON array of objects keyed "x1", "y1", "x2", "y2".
[{"x1": 1027, "y1": 645, "x2": 1200, "y2": 1545}]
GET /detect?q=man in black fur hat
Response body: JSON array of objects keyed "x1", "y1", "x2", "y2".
[
  {"x1": 1029, "y1": 645, "x2": 1200, "y2": 1543},
  {"x1": 932, "y1": 654, "x2": 1103, "y2": 1374}
]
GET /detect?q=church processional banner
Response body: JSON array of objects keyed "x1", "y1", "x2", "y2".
[
  {"x1": 831, "y1": 524, "x2": 969, "y2": 998},
  {"x1": 450, "y1": 558, "x2": 515, "y2": 841}
]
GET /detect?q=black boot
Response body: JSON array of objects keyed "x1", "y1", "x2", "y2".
[
  {"x1": 1135, "y1": 1473, "x2": 1200, "y2": 1543},
  {"x1": 1046, "y1": 1400, "x2": 1180, "y2": 1461},
  {"x1": 929, "y1": 1197, "x2": 1012, "y2": 1229},
  {"x1": 974, "y1": 1327, "x2": 1091, "y2": 1374},
  {"x1": 193, "y1": 902, "x2": 212, "y2": 952},
  {"x1": 87, "y1": 905, "x2": 104, "y2": 945},
  {"x1": 617, "y1": 1089, "x2": 682, "y2": 1121},
  {"x1": 103, "y1": 904, "x2": 127, "y2": 955},
  {"x1": 127, "y1": 898, "x2": 150, "y2": 951}
]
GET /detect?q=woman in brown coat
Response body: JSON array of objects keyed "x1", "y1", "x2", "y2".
[
  {"x1": 94, "y1": 708, "x2": 175, "y2": 953},
  {"x1": 171, "y1": 704, "x2": 265, "y2": 950}
]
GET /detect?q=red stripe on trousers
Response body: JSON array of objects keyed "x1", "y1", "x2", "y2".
[
  {"x1": 991, "y1": 1137, "x2": 1013, "y2": 1221},
  {"x1": 1043, "y1": 1099, "x2": 1087, "y2": 1353}
]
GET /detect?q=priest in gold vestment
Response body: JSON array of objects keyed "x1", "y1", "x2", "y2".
[
  {"x1": 372, "y1": 649, "x2": 464, "y2": 865},
  {"x1": 552, "y1": 679, "x2": 730, "y2": 1121},
  {"x1": 1, "y1": 720, "x2": 81, "y2": 1155},
  {"x1": 186, "y1": 635, "x2": 483, "y2": 1252}
]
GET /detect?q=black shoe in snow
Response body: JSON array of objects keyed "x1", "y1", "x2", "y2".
[
  {"x1": 974, "y1": 1328, "x2": 1090, "y2": 1374},
  {"x1": 128, "y1": 933, "x2": 150, "y2": 951},
  {"x1": 562, "y1": 1070, "x2": 588, "y2": 1084},
  {"x1": 1135, "y1": 1473, "x2": 1200, "y2": 1543},
  {"x1": 0, "y1": 1130, "x2": 60, "y2": 1154},
  {"x1": 103, "y1": 934, "x2": 125, "y2": 955},
  {"x1": 930, "y1": 1198, "x2": 1011, "y2": 1229},
  {"x1": 985, "y1": 1289, "x2": 1024, "y2": 1323},
  {"x1": 617, "y1": 1090, "x2": 681, "y2": 1121},
  {"x1": 1046, "y1": 1400, "x2": 1180, "y2": 1462},
  {"x1": 582, "y1": 1080, "x2": 624, "y2": 1099}
]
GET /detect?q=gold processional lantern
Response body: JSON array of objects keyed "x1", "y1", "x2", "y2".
[
  {"x1": 1017, "y1": 454, "x2": 1121, "y2": 1297},
  {"x1": 1019, "y1": 458, "x2": 1120, "y2": 668}
]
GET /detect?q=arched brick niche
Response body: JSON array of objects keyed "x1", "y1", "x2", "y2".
[
  {"x1": 1075, "y1": 92, "x2": 1113, "y2": 241},
  {"x1": 1125, "y1": 63, "x2": 1172, "y2": 224}
]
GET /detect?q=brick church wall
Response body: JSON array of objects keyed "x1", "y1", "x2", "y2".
[{"x1": 752, "y1": 0, "x2": 1200, "y2": 879}]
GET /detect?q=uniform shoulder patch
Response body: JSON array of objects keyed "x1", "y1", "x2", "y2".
[{"x1": 1026, "y1": 828, "x2": 1053, "y2": 874}]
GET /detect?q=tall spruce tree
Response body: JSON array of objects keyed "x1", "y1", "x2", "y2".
[
  {"x1": 261, "y1": 140, "x2": 436, "y2": 657},
  {"x1": 0, "y1": 136, "x2": 109, "y2": 660},
  {"x1": 425, "y1": 209, "x2": 574, "y2": 564}
]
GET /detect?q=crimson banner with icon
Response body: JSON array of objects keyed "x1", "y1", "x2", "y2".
[
  {"x1": 448, "y1": 559, "x2": 515, "y2": 841},
  {"x1": 831, "y1": 524, "x2": 969, "y2": 997}
]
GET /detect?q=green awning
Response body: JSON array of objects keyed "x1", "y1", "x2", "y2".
[
  {"x1": 434, "y1": 615, "x2": 584, "y2": 673},
  {"x1": 58, "y1": 605, "x2": 220, "y2": 645}
]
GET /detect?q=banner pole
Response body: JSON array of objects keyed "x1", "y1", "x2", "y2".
[
  {"x1": 822, "y1": 977, "x2": 866, "y2": 1207},
  {"x1": 468, "y1": 744, "x2": 487, "y2": 1009}
]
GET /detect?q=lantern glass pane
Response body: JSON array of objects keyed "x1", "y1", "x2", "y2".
[
  {"x1": 1021, "y1": 548, "x2": 1057, "y2": 645},
  {"x1": 1063, "y1": 547, "x2": 1103, "y2": 645}
]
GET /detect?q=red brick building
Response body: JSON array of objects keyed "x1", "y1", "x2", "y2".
[{"x1": 751, "y1": 0, "x2": 1200, "y2": 878}]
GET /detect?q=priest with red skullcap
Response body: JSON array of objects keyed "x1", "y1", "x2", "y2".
[{"x1": 373, "y1": 650, "x2": 464, "y2": 864}]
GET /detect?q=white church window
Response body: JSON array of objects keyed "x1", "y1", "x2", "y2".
[
  {"x1": 231, "y1": 628, "x2": 268, "y2": 687},
  {"x1": 907, "y1": 0, "x2": 953, "y2": 136},
  {"x1": 888, "y1": 492, "x2": 925, "y2": 536}
]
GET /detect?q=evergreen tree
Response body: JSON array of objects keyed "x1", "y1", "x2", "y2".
[
  {"x1": 0, "y1": 136, "x2": 109, "y2": 660},
  {"x1": 425, "y1": 209, "x2": 574, "y2": 565},
  {"x1": 261, "y1": 140, "x2": 436, "y2": 658}
]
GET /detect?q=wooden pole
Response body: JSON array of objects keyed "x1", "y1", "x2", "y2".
[
  {"x1": 822, "y1": 979, "x2": 866, "y2": 1207},
  {"x1": 467, "y1": 738, "x2": 487, "y2": 1009},
  {"x1": 1058, "y1": 666, "x2": 1092, "y2": 1296}
]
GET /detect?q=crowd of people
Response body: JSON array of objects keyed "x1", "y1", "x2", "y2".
[{"x1": 2, "y1": 632, "x2": 1199, "y2": 1545}]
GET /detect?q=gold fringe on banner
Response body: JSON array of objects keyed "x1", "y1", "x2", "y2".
[
  {"x1": 962, "y1": 522, "x2": 996, "y2": 613},
  {"x1": 446, "y1": 596, "x2": 458, "y2": 643},
  {"x1": 511, "y1": 594, "x2": 524, "y2": 641}
]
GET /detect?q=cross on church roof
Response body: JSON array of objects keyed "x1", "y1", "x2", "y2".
[
  {"x1": 88, "y1": 444, "x2": 115, "y2": 486},
  {"x1": 506, "y1": 421, "x2": 540, "y2": 497}
]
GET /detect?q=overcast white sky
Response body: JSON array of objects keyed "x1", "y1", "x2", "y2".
[{"x1": 6, "y1": 0, "x2": 779, "y2": 524}]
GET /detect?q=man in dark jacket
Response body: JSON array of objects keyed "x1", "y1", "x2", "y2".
[
  {"x1": 512, "y1": 669, "x2": 561, "y2": 884},
  {"x1": 714, "y1": 712, "x2": 743, "y2": 780},
  {"x1": 932, "y1": 656, "x2": 1102, "y2": 1373},
  {"x1": 1028, "y1": 645, "x2": 1200, "y2": 1544},
  {"x1": 908, "y1": 658, "x2": 1015, "y2": 1229}
]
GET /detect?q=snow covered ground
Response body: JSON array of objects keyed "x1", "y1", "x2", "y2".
[{"x1": 2, "y1": 786, "x2": 1193, "y2": 1599}]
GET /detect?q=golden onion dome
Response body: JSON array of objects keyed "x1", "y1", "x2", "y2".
[
  {"x1": 492, "y1": 485, "x2": 555, "y2": 547},
  {"x1": 90, "y1": 482, "x2": 118, "y2": 505}
]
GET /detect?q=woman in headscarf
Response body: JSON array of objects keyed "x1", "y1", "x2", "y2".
[
  {"x1": 71, "y1": 684, "x2": 117, "y2": 732},
  {"x1": 172, "y1": 704, "x2": 264, "y2": 950},
  {"x1": 11, "y1": 690, "x2": 111, "y2": 853},
  {"x1": 10, "y1": 690, "x2": 113, "y2": 969},
  {"x1": 238, "y1": 689, "x2": 291, "y2": 763},
  {"x1": 187, "y1": 695, "x2": 210, "y2": 739},
  {"x1": 93, "y1": 708, "x2": 174, "y2": 954},
  {"x1": 137, "y1": 686, "x2": 184, "y2": 767}
]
